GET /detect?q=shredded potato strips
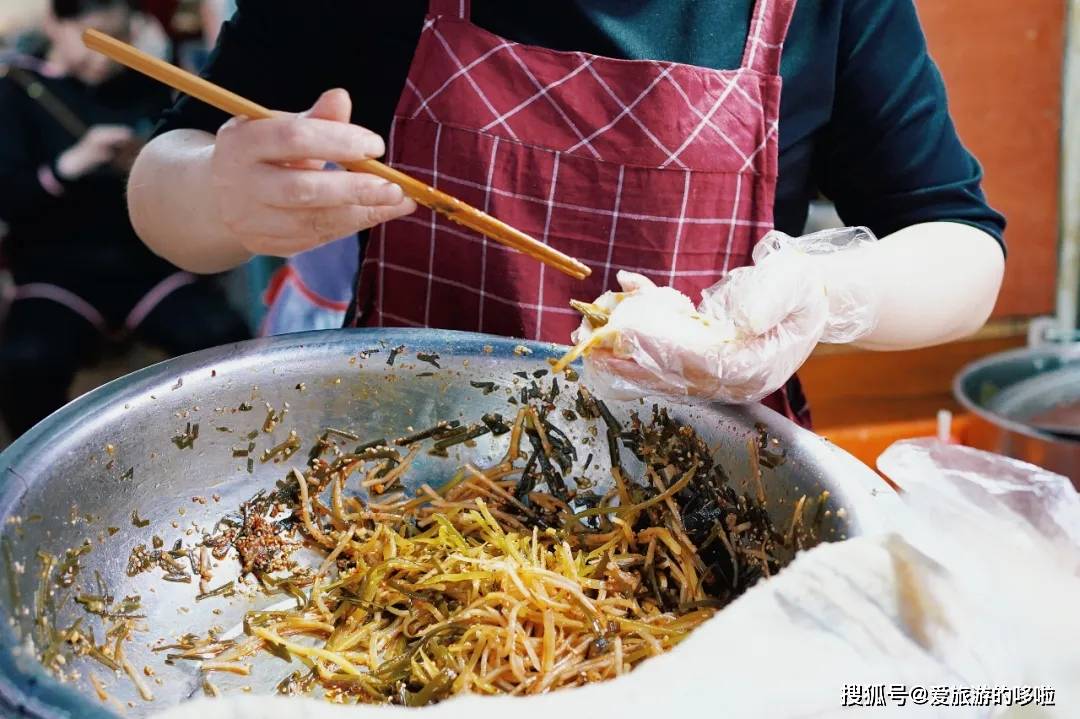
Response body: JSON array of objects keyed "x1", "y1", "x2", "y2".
[{"x1": 135, "y1": 389, "x2": 802, "y2": 708}]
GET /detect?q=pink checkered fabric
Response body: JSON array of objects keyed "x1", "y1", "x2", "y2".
[{"x1": 354, "y1": 0, "x2": 805, "y2": 422}]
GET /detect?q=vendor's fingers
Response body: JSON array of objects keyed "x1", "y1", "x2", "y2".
[
  {"x1": 281, "y1": 203, "x2": 415, "y2": 242},
  {"x1": 588, "y1": 350, "x2": 715, "y2": 399},
  {"x1": 589, "y1": 351, "x2": 655, "y2": 382},
  {"x1": 246, "y1": 202, "x2": 416, "y2": 243},
  {"x1": 713, "y1": 324, "x2": 823, "y2": 401},
  {"x1": 218, "y1": 115, "x2": 385, "y2": 164},
  {"x1": 256, "y1": 167, "x2": 405, "y2": 209},
  {"x1": 615, "y1": 270, "x2": 657, "y2": 293},
  {"x1": 301, "y1": 89, "x2": 353, "y2": 124},
  {"x1": 705, "y1": 260, "x2": 822, "y2": 336},
  {"x1": 281, "y1": 159, "x2": 328, "y2": 171}
]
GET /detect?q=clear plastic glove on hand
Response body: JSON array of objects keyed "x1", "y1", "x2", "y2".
[{"x1": 571, "y1": 227, "x2": 880, "y2": 403}]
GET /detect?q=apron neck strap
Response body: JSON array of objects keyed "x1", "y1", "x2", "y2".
[
  {"x1": 740, "y1": 0, "x2": 798, "y2": 75},
  {"x1": 428, "y1": 0, "x2": 470, "y2": 19}
]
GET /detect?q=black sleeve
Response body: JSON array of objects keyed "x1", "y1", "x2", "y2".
[
  {"x1": 0, "y1": 79, "x2": 66, "y2": 224},
  {"x1": 815, "y1": 0, "x2": 1006, "y2": 252},
  {"x1": 155, "y1": 0, "x2": 360, "y2": 136}
]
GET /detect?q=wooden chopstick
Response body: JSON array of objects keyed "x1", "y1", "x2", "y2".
[{"x1": 83, "y1": 29, "x2": 592, "y2": 280}]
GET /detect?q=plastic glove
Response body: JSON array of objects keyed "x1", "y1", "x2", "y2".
[{"x1": 572, "y1": 227, "x2": 880, "y2": 403}]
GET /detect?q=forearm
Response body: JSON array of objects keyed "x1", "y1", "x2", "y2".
[
  {"x1": 127, "y1": 129, "x2": 253, "y2": 273},
  {"x1": 822, "y1": 222, "x2": 1004, "y2": 351}
]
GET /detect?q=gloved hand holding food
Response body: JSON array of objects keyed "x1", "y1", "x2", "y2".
[{"x1": 557, "y1": 227, "x2": 881, "y2": 403}]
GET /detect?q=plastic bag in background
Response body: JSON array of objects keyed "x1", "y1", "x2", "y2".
[
  {"x1": 576, "y1": 226, "x2": 880, "y2": 404},
  {"x1": 878, "y1": 439, "x2": 1080, "y2": 555},
  {"x1": 152, "y1": 440, "x2": 1080, "y2": 719},
  {"x1": 871, "y1": 440, "x2": 1080, "y2": 713}
]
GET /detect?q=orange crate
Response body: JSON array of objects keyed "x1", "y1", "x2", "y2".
[{"x1": 820, "y1": 415, "x2": 974, "y2": 470}]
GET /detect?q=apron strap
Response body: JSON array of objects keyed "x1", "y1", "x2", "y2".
[
  {"x1": 428, "y1": 0, "x2": 470, "y2": 19},
  {"x1": 123, "y1": 271, "x2": 197, "y2": 332},
  {"x1": 12, "y1": 282, "x2": 107, "y2": 332},
  {"x1": 740, "y1": 0, "x2": 798, "y2": 75}
]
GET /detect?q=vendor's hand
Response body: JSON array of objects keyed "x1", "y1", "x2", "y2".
[
  {"x1": 572, "y1": 272, "x2": 737, "y2": 398},
  {"x1": 578, "y1": 228, "x2": 881, "y2": 404},
  {"x1": 580, "y1": 262, "x2": 831, "y2": 403},
  {"x1": 693, "y1": 251, "x2": 833, "y2": 402},
  {"x1": 210, "y1": 89, "x2": 416, "y2": 257},
  {"x1": 56, "y1": 125, "x2": 135, "y2": 180}
]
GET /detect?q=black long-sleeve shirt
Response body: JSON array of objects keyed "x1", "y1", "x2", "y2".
[
  {"x1": 158, "y1": 0, "x2": 1005, "y2": 253},
  {"x1": 0, "y1": 60, "x2": 177, "y2": 285}
]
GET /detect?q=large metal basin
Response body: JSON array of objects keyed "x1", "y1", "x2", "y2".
[
  {"x1": 0, "y1": 329, "x2": 898, "y2": 717},
  {"x1": 955, "y1": 344, "x2": 1080, "y2": 482}
]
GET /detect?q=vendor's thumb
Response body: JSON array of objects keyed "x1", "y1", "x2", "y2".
[
  {"x1": 615, "y1": 270, "x2": 658, "y2": 294},
  {"x1": 304, "y1": 89, "x2": 353, "y2": 124},
  {"x1": 288, "y1": 90, "x2": 355, "y2": 170}
]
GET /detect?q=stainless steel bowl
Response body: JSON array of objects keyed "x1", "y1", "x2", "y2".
[
  {"x1": 955, "y1": 344, "x2": 1080, "y2": 481},
  {"x1": 0, "y1": 329, "x2": 899, "y2": 718}
]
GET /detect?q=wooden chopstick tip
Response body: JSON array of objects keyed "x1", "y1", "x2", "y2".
[{"x1": 82, "y1": 28, "x2": 104, "y2": 49}]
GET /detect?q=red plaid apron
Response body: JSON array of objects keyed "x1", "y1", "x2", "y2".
[{"x1": 353, "y1": 0, "x2": 809, "y2": 425}]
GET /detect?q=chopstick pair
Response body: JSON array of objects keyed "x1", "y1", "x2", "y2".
[{"x1": 82, "y1": 29, "x2": 591, "y2": 281}]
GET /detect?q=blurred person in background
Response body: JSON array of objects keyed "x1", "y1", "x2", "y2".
[
  {"x1": 199, "y1": 0, "x2": 232, "y2": 48},
  {"x1": 0, "y1": 1, "x2": 47, "y2": 46},
  {"x1": 0, "y1": 0, "x2": 249, "y2": 440}
]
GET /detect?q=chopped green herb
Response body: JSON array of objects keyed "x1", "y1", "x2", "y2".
[
  {"x1": 481, "y1": 413, "x2": 511, "y2": 435},
  {"x1": 416, "y1": 352, "x2": 441, "y2": 368},
  {"x1": 394, "y1": 421, "x2": 460, "y2": 446},
  {"x1": 172, "y1": 422, "x2": 198, "y2": 450},
  {"x1": 355, "y1": 438, "x2": 389, "y2": 453},
  {"x1": 429, "y1": 423, "x2": 490, "y2": 456},
  {"x1": 262, "y1": 431, "x2": 302, "y2": 463},
  {"x1": 387, "y1": 345, "x2": 406, "y2": 366},
  {"x1": 2, "y1": 537, "x2": 19, "y2": 608},
  {"x1": 196, "y1": 581, "x2": 236, "y2": 602},
  {"x1": 325, "y1": 427, "x2": 360, "y2": 441},
  {"x1": 469, "y1": 380, "x2": 497, "y2": 395}
]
